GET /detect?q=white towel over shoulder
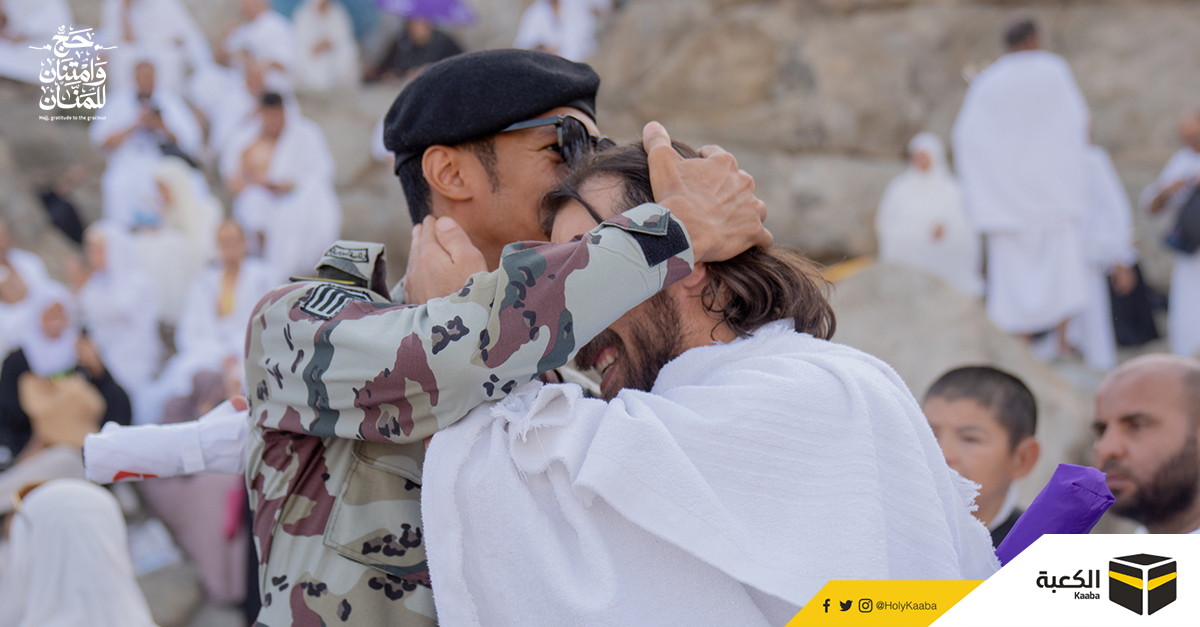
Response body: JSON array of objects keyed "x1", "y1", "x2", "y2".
[{"x1": 422, "y1": 321, "x2": 999, "y2": 627}]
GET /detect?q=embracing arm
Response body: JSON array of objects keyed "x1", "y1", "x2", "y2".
[{"x1": 252, "y1": 204, "x2": 693, "y2": 443}]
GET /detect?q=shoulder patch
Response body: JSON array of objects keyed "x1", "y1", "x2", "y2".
[
  {"x1": 324, "y1": 245, "x2": 370, "y2": 264},
  {"x1": 300, "y1": 283, "x2": 371, "y2": 320}
]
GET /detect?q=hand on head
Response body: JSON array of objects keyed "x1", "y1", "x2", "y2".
[
  {"x1": 403, "y1": 216, "x2": 488, "y2": 305},
  {"x1": 642, "y1": 122, "x2": 771, "y2": 263}
]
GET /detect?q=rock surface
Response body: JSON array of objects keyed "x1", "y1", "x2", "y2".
[{"x1": 589, "y1": 0, "x2": 1200, "y2": 284}]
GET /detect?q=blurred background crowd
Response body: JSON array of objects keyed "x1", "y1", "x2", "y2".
[{"x1": 0, "y1": 0, "x2": 1198, "y2": 625}]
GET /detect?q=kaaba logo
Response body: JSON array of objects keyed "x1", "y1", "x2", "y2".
[{"x1": 1109, "y1": 554, "x2": 1177, "y2": 615}]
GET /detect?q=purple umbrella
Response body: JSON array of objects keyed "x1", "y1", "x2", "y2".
[{"x1": 376, "y1": 0, "x2": 476, "y2": 25}]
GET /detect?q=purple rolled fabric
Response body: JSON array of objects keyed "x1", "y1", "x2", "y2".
[{"x1": 994, "y1": 463, "x2": 1115, "y2": 566}]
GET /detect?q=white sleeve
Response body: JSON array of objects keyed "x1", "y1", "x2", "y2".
[{"x1": 83, "y1": 400, "x2": 248, "y2": 483}]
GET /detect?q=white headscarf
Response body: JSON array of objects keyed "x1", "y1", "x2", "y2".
[
  {"x1": 875, "y1": 133, "x2": 984, "y2": 297},
  {"x1": 19, "y1": 281, "x2": 78, "y2": 377},
  {"x1": 0, "y1": 479, "x2": 158, "y2": 627}
]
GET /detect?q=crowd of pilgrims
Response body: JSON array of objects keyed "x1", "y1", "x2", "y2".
[
  {"x1": 877, "y1": 22, "x2": 1199, "y2": 369},
  {"x1": 0, "y1": 0, "x2": 1197, "y2": 623}
]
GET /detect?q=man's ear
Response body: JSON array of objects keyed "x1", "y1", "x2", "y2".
[
  {"x1": 677, "y1": 262, "x2": 709, "y2": 293},
  {"x1": 1010, "y1": 436, "x2": 1040, "y2": 480},
  {"x1": 423, "y1": 146, "x2": 473, "y2": 202}
]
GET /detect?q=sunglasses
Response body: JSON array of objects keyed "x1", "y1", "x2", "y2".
[{"x1": 500, "y1": 115, "x2": 614, "y2": 166}]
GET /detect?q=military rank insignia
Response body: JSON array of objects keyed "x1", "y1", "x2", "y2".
[
  {"x1": 1108, "y1": 553, "x2": 1176, "y2": 615},
  {"x1": 300, "y1": 283, "x2": 371, "y2": 320}
]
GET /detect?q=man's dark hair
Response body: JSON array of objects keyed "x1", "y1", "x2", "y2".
[
  {"x1": 541, "y1": 141, "x2": 836, "y2": 341},
  {"x1": 398, "y1": 137, "x2": 500, "y2": 225},
  {"x1": 1004, "y1": 16, "x2": 1038, "y2": 50},
  {"x1": 925, "y1": 366, "x2": 1037, "y2": 450},
  {"x1": 260, "y1": 92, "x2": 284, "y2": 108}
]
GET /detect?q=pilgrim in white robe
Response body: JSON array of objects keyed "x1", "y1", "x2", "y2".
[
  {"x1": 89, "y1": 86, "x2": 203, "y2": 228},
  {"x1": 185, "y1": 4, "x2": 294, "y2": 152},
  {"x1": 1139, "y1": 146, "x2": 1200, "y2": 358},
  {"x1": 952, "y1": 49, "x2": 1090, "y2": 335},
  {"x1": 513, "y1": 0, "x2": 598, "y2": 62},
  {"x1": 876, "y1": 132, "x2": 983, "y2": 298},
  {"x1": 1067, "y1": 146, "x2": 1138, "y2": 371},
  {"x1": 293, "y1": 0, "x2": 359, "y2": 92},
  {"x1": 97, "y1": 0, "x2": 212, "y2": 95},
  {"x1": 0, "y1": 480, "x2": 158, "y2": 627},
  {"x1": 422, "y1": 321, "x2": 1000, "y2": 627},
  {"x1": 0, "y1": 248, "x2": 50, "y2": 358},
  {"x1": 0, "y1": 0, "x2": 72, "y2": 84},
  {"x1": 189, "y1": 67, "x2": 261, "y2": 157},
  {"x1": 176, "y1": 258, "x2": 273, "y2": 370},
  {"x1": 142, "y1": 256, "x2": 272, "y2": 425},
  {"x1": 77, "y1": 223, "x2": 163, "y2": 399},
  {"x1": 223, "y1": 6, "x2": 297, "y2": 93},
  {"x1": 130, "y1": 157, "x2": 222, "y2": 324},
  {"x1": 219, "y1": 112, "x2": 341, "y2": 284},
  {"x1": 14, "y1": 281, "x2": 78, "y2": 379}
]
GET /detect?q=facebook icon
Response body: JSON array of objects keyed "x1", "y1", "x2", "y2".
[{"x1": 823, "y1": 598, "x2": 831, "y2": 613}]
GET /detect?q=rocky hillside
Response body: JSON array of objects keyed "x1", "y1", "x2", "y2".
[{"x1": 587, "y1": 0, "x2": 1200, "y2": 288}]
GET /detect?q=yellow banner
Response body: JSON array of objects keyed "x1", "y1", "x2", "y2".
[{"x1": 787, "y1": 580, "x2": 982, "y2": 627}]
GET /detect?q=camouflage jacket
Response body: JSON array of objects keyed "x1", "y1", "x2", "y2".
[{"x1": 245, "y1": 203, "x2": 693, "y2": 626}]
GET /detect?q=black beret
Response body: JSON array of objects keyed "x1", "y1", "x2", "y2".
[{"x1": 383, "y1": 49, "x2": 600, "y2": 167}]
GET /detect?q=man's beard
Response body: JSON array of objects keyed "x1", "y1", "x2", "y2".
[
  {"x1": 1104, "y1": 433, "x2": 1200, "y2": 527},
  {"x1": 575, "y1": 292, "x2": 683, "y2": 399}
]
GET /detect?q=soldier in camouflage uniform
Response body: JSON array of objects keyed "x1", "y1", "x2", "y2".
[
  {"x1": 244, "y1": 50, "x2": 770, "y2": 625},
  {"x1": 248, "y1": 207, "x2": 700, "y2": 623}
]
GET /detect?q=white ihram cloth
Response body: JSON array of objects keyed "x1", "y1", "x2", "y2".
[
  {"x1": 293, "y1": 0, "x2": 360, "y2": 92},
  {"x1": 952, "y1": 50, "x2": 1090, "y2": 334},
  {"x1": 513, "y1": 0, "x2": 598, "y2": 62},
  {"x1": 224, "y1": 9, "x2": 296, "y2": 92},
  {"x1": 184, "y1": 9, "x2": 296, "y2": 139},
  {"x1": 0, "y1": 0, "x2": 72, "y2": 84},
  {"x1": 0, "y1": 479, "x2": 158, "y2": 627},
  {"x1": 78, "y1": 222, "x2": 163, "y2": 395},
  {"x1": 176, "y1": 259, "x2": 273, "y2": 363},
  {"x1": 1067, "y1": 146, "x2": 1138, "y2": 370},
  {"x1": 220, "y1": 113, "x2": 342, "y2": 284},
  {"x1": 89, "y1": 88, "x2": 203, "y2": 228},
  {"x1": 83, "y1": 400, "x2": 247, "y2": 483},
  {"x1": 1139, "y1": 147, "x2": 1200, "y2": 358},
  {"x1": 875, "y1": 132, "x2": 983, "y2": 298},
  {"x1": 422, "y1": 321, "x2": 1000, "y2": 627},
  {"x1": 143, "y1": 258, "x2": 273, "y2": 423},
  {"x1": 97, "y1": 0, "x2": 213, "y2": 94}
]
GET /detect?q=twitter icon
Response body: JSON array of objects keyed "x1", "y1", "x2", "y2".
[{"x1": 839, "y1": 600, "x2": 853, "y2": 612}]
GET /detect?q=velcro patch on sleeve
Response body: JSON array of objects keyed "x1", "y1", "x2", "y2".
[{"x1": 300, "y1": 284, "x2": 371, "y2": 320}]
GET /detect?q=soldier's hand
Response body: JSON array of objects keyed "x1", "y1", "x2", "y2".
[
  {"x1": 404, "y1": 216, "x2": 487, "y2": 305},
  {"x1": 644, "y1": 121, "x2": 771, "y2": 262}
]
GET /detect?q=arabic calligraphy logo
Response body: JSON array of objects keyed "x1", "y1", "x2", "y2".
[
  {"x1": 1036, "y1": 567, "x2": 1103, "y2": 600},
  {"x1": 1109, "y1": 554, "x2": 1177, "y2": 616},
  {"x1": 28, "y1": 26, "x2": 117, "y2": 111}
]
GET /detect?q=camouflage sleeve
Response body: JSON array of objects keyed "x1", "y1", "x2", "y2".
[{"x1": 250, "y1": 203, "x2": 693, "y2": 443}]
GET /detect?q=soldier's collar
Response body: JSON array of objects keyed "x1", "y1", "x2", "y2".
[{"x1": 289, "y1": 276, "x2": 358, "y2": 286}]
